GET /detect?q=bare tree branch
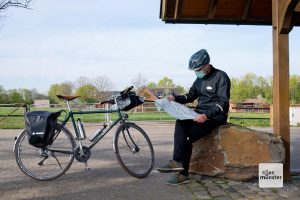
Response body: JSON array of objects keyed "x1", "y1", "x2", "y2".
[
  {"x1": 0, "y1": 0, "x2": 33, "y2": 12},
  {"x1": 131, "y1": 73, "x2": 148, "y2": 93},
  {"x1": 93, "y1": 76, "x2": 114, "y2": 101}
]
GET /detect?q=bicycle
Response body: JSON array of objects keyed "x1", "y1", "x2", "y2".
[{"x1": 14, "y1": 86, "x2": 155, "y2": 181}]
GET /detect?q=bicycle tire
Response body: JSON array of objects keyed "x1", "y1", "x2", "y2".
[
  {"x1": 14, "y1": 123, "x2": 76, "y2": 181},
  {"x1": 114, "y1": 122, "x2": 155, "y2": 178}
]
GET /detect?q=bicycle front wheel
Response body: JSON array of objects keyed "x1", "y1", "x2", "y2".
[
  {"x1": 114, "y1": 122, "x2": 155, "y2": 178},
  {"x1": 14, "y1": 124, "x2": 76, "y2": 181}
]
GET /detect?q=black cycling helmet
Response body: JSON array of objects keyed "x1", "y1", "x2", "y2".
[{"x1": 188, "y1": 49, "x2": 210, "y2": 70}]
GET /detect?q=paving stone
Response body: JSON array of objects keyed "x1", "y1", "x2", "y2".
[
  {"x1": 257, "y1": 191, "x2": 272, "y2": 196},
  {"x1": 215, "y1": 179, "x2": 227, "y2": 184},
  {"x1": 245, "y1": 194, "x2": 264, "y2": 199},
  {"x1": 231, "y1": 184, "x2": 249, "y2": 191},
  {"x1": 209, "y1": 190, "x2": 228, "y2": 197},
  {"x1": 197, "y1": 196, "x2": 212, "y2": 200},
  {"x1": 193, "y1": 190, "x2": 210, "y2": 197},
  {"x1": 228, "y1": 192, "x2": 243, "y2": 199},
  {"x1": 224, "y1": 187, "x2": 237, "y2": 193},
  {"x1": 204, "y1": 182, "x2": 220, "y2": 189},
  {"x1": 277, "y1": 191, "x2": 291, "y2": 198},
  {"x1": 237, "y1": 189, "x2": 257, "y2": 196},
  {"x1": 214, "y1": 196, "x2": 232, "y2": 200},
  {"x1": 247, "y1": 185, "x2": 261, "y2": 192},
  {"x1": 266, "y1": 198, "x2": 287, "y2": 200},
  {"x1": 247, "y1": 196, "x2": 264, "y2": 200},
  {"x1": 188, "y1": 182, "x2": 207, "y2": 191},
  {"x1": 219, "y1": 184, "x2": 230, "y2": 189},
  {"x1": 191, "y1": 174, "x2": 203, "y2": 182},
  {"x1": 227, "y1": 181, "x2": 241, "y2": 186}
]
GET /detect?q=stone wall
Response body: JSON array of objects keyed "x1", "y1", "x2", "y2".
[{"x1": 189, "y1": 124, "x2": 285, "y2": 181}]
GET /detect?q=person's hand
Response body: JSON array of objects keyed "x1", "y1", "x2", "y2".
[
  {"x1": 194, "y1": 114, "x2": 208, "y2": 123},
  {"x1": 167, "y1": 95, "x2": 175, "y2": 101}
]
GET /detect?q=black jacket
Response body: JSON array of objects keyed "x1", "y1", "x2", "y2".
[{"x1": 174, "y1": 66, "x2": 231, "y2": 123}]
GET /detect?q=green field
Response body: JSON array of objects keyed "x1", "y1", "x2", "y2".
[{"x1": 0, "y1": 106, "x2": 270, "y2": 129}]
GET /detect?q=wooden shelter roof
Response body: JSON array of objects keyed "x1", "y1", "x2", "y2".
[{"x1": 160, "y1": 0, "x2": 300, "y2": 26}]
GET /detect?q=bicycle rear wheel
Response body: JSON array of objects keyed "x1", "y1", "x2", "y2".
[
  {"x1": 14, "y1": 124, "x2": 76, "y2": 181},
  {"x1": 114, "y1": 122, "x2": 155, "y2": 178}
]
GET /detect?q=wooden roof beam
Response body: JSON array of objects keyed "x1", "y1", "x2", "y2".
[
  {"x1": 242, "y1": 0, "x2": 254, "y2": 20},
  {"x1": 160, "y1": 0, "x2": 167, "y2": 20},
  {"x1": 174, "y1": 0, "x2": 183, "y2": 20},
  {"x1": 208, "y1": 0, "x2": 218, "y2": 20},
  {"x1": 277, "y1": 0, "x2": 300, "y2": 33},
  {"x1": 296, "y1": 1, "x2": 300, "y2": 12}
]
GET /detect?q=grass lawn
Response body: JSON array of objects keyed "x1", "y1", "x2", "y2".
[{"x1": 0, "y1": 106, "x2": 270, "y2": 129}]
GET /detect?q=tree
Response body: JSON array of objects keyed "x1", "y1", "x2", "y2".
[
  {"x1": 256, "y1": 76, "x2": 272, "y2": 103},
  {"x1": 19, "y1": 88, "x2": 33, "y2": 104},
  {"x1": 76, "y1": 84, "x2": 98, "y2": 103},
  {"x1": 131, "y1": 73, "x2": 147, "y2": 92},
  {"x1": 176, "y1": 85, "x2": 186, "y2": 95},
  {"x1": 0, "y1": 85, "x2": 8, "y2": 104},
  {"x1": 229, "y1": 73, "x2": 273, "y2": 103},
  {"x1": 229, "y1": 78, "x2": 240, "y2": 102},
  {"x1": 30, "y1": 89, "x2": 48, "y2": 100},
  {"x1": 8, "y1": 89, "x2": 23, "y2": 103},
  {"x1": 147, "y1": 82, "x2": 157, "y2": 88},
  {"x1": 48, "y1": 82, "x2": 73, "y2": 104},
  {"x1": 48, "y1": 84, "x2": 60, "y2": 104},
  {"x1": 93, "y1": 76, "x2": 114, "y2": 101},
  {"x1": 290, "y1": 75, "x2": 300, "y2": 104},
  {"x1": 0, "y1": 0, "x2": 32, "y2": 13},
  {"x1": 75, "y1": 76, "x2": 90, "y2": 89},
  {"x1": 60, "y1": 81, "x2": 73, "y2": 96},
  {"x1": 157, "y1": 77, "x2": 175, "y2": 88}
]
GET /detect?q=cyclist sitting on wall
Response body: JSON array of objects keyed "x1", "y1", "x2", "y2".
[{"x1": 157, "y1": 49, "x2": 231, "y2": 185}]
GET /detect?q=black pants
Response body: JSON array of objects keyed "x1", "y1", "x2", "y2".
[{"x1": 172, "y1": 119, "x2": 225, "y2": 175}]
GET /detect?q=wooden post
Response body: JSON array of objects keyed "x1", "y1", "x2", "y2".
[
  {"x1": 272, "y1": 0, "x2": 291, "y2": 180},
  {"x1": 270, "y1": 105, "x2": 273, "y2": 127}
]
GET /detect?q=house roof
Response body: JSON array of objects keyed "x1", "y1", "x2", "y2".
[
  {"x1": 139, "y1": 87, "x2": 181, "y2": 101},
  {"x1": 160, "y1": 0, "x2": 300, "y2": 26}
]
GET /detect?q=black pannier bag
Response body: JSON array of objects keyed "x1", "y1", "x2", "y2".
[
  {"x1": 118, "y1": 92, "x2": 144, "y2": 111},
  {"x1": 24, "y1": 111, "x2": 60, "y2": 148}
]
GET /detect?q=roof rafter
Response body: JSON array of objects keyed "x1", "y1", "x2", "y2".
[
  {"x1": 208, "y1": 0, "x2": 218, "y2": 20},
  {"x1": 296, "y1": 1, "x2": 300, "y2": 11},
  {"x1": 174, "y1": 0, "x2": 183, "y2": 20},
  {"x1": 242, "y1": 0, "x2": 254, "y2": 20}
]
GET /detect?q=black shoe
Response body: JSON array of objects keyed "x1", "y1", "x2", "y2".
[
  {"x1": 157, "y1": 160, "x2": 184, "y2": 173},
  {"x1": 166, "y1": 173, "x2": 190, "y2": 185}
]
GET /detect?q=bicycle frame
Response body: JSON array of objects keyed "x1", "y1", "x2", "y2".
[{"x1": 58, "y1": 104, "x2": 128, "y2": 150}]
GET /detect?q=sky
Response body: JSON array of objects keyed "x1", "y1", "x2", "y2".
[{"x1": 0, "y1": 0, "x2": 299, "y2": 94}]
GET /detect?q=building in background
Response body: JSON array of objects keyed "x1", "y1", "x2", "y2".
[{"x1": 34, "y1": 99, "x2": 50, "y2": 108}]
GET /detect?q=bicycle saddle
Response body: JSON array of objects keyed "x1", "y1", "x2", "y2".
[{"x1": 56, "y1": 95, "x2": 80, "y2": 101}]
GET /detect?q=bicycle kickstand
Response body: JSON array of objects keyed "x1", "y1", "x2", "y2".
[{"x1": 84, "y1": 161, "x2": 90, "y2": 171}]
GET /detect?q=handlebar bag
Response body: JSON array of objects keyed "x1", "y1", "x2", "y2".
[
  {"x1": 119, "y1": 92, "x2": 144, "y2": 111},
  {"x1": 24, "y1": 111, "x2": 59, "y2": 148}
]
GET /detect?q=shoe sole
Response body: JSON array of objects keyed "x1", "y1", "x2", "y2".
[
  {"x1": 165, "y1": 179, "x2": 191, "y2": 186},
  {"x1": 156, "y1": 168, "x2": 184, "y2": 173}
]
